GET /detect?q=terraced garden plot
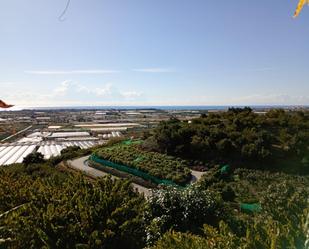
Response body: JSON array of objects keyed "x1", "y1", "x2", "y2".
[{"x1": 94, "y1": 144, "x2": 191, "y2": 185}]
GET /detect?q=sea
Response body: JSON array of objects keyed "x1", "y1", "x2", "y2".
[{"x1": 2, "y1": 105, "x2": 308, "y2": 112}]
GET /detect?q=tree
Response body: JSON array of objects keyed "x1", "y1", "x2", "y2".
[
  {"x1": 23, "y1": 152, "x2": 45, "y2": 166},
  {"x1": 0, "y1": 174, "x2": 147, "y2": 249},
  {"x1": 147, "y1": 108, "x2": 306, "y2": 172},
  {"x1": 145, "y1": 186, "x2": 222, "y2": 244}
]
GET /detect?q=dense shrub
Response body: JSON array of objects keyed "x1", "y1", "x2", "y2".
[
  {"x1": 146, "y1": 108, "x2": 309, "y2": 172},
  {"x1": 0, "y1": 159, "x2": 308, "y2": 248},
  {"x1": 151, "y1": 219, "x2": 308, "y2": 249},
  {"x1": 151, "y1": 222, "x2": 242, "y2": 249},
  {"x1": 1, "y1": 108, "x2": 308, "y2": 248},
  {"x1": 197, "y1": 167, "x2": 309, "y2": 248},
  {"x1": 23, "y1": 152, "x2": 45, "y2": 165},
  {"x1": 0, "y1": 170, "x2": 146, "y2": 249},
  {"x1": 95, "y1": 144, "x2": 191, "y2": 185},
  {"x1": 144, "y1": 185, "x2": 222, "y2": 244},
  {"x1": 47, "y1": 146, "x2": 93, "y2": 167}
]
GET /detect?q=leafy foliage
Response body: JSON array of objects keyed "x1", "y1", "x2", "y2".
[
  {"x1": 196, "y1": 167, "x2": 309, "y2": 249},
  {"x1": 0, "y1": 169, "x2": 146, "y2": 249},
  {"x1": 146, "y1": 108, "x2": 309, "y2": 173},
  {"x1": 145, "y1": 185, "x2": 222, "y2": 244},
  {"x1": 47, "y1": 146, "x2": 94, "y2": 167},
  {"x1": 1, "y1": 108, "x2": 308, "y2": 249},
  {"x1": 152, "y1": 217, "x2": 309, "y2": 249},
  {"x1": 151, "y1": 222, "x2": 243, "y2": 249},
  {"x1": 149, "y1": 165, "x2": 309, "y2": 249},
  {"x1": 23, "y1": 152, "x2": 45, "y2": 165},
  {"x1": 95, "y1": 144, "x2": 191, "y2": 185}
]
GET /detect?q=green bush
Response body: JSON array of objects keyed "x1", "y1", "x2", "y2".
[
  {"x1": 152, "y1": 216, "x2": 308, "y2": 249},
  {"x1": 23, "y1": 152, "x2": 45, "y2": 166},
  {"x1": 0, "y1": 171, "x2": 146, "y2": 249},
  {"x1": 95, "y1": 144, "x2": 191, "y2": 185},
  {"x1": 145, "y1": 185, "x2": 222, "y2": 244},
  {"x1": 197, "y1": 168, "x2": 309, "y2": 248},
  {"x1": 147, "y1": 108, "x2": 309, "y2": 172},
  {"x1": 151, "y1": 222, "x2": 242, "y2": 249},
  {"x1": 47, "y1": 146, "x2": 93, "y2": 167}
]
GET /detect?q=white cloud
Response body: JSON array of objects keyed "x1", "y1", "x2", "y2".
[
  {"x1": 0, "y1": 82, "x2": 18, "y2": 86},
  {"x1": 2, "y1": 80, "x2": 307, "y2": 107},
  {"x1": 25, "y1": 70, "x2": 120, "y2": 75},
  {"x1": 25, "y1": 68, "x2": 175, "y2": 74},
  {"x1": 204, "y1": 67, "x2": 276, "y2": 75},
  {"x1": 74, "y1": 82, "x2": 113, "y2": 96},
  {"x1": 94, "y1": 83, "x2": 113, "y2": 96},
  {"x1": 228, "y1": 94, "x2": 309, "y2": 105},
  {"x1": 50, "y1": 81, "x2": 114, "y2": 97},
  {"x1": 132, "y1": 68, "x2": 174, "y2": 73},
  {"x1": 53, "y1": 80, "x2": 71, "y2": 96},
  {"x1": 120, "y1": 91, "x2": 143, "y2": 99},
  {"x1": 145, "y1": 93, "x2": 309, "y2": 106},
  {"x1": 3, "y1": 81, "x2": 143, "y2": 107}
]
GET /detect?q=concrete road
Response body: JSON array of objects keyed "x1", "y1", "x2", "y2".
[
  {"x1": 68, "y1": 156, "x2": 206, "y2": 196},
  {"x1": 191, "y1": 170, "x2": 206, "y2": 183},
  {"x1": 68, "y1": 156, "x2": 152, "y2": 197}
]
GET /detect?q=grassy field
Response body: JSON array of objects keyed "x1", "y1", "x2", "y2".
[{"x1": 94, "y1": 143, "x2": 192, "y2": 185}]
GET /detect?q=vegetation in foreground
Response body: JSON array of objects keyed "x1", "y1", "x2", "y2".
[
  {"x1": 0, "y1": 160, "x2": 308, "y2": 249},
  {"x1": 0, "y1": 108, "x2": 308, "y2": 249},
  {"x1": 0, "y1": 168, "x2": 146, "y2": 249}
]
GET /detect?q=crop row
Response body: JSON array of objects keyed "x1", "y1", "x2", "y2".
[{"x1": 95, "y1": 144, "x2": 191, "y2": 185}]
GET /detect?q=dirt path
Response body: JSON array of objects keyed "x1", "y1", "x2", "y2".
[
  {"x1": 191, "y1": 170, "x2": 206, "y2": 183},
  {"x1": 68, "y1": 156, "x2": 207, "y2": 197},
  {"x1": 68, "y1": 156, "x2": 152, "y2": 197}
]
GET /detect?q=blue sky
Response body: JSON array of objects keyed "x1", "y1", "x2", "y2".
[{"x1": 0, "y1": 0, "x2": 308, "y2": 107}]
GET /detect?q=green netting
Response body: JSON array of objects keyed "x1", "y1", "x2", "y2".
[
  {"x1": 121, "y1": 140, "x2": 132, "y2": 145},
  {"x1": 220, "y1": 165, "x2": 230, "y2": 174},
  {"x1": 240, "y1": 203, "x2": 262, "y2": 213},
  {"x1": 90, "y1": 154, "x2": 177, "y2": 186},
  {"x1": 121, "y1": 139, "x2": 143, "y2": 145}
]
